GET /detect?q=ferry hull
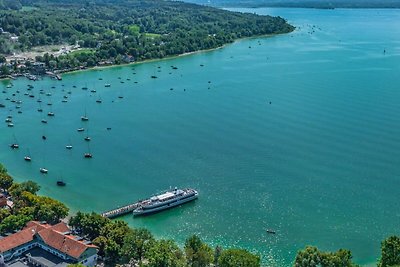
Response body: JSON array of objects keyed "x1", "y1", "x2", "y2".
[{"x1": 133, "y1": 194, "x2": 198, "y2": 216}]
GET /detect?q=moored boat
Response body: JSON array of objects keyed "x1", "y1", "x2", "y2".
[
  {"x1": 57, "y1": 181, "x2": 66, "y2": 186},
  {"x1": 133, "y1": 187, "x2": 198, "y2": 216},
  {"x1": 40, "y1": 168, "x2": 48, "y2": 174},
  {"x1": 10, "y1": 144, "x2": 19, "y2": 149}
]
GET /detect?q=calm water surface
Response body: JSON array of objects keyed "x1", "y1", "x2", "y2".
[{"x1": 1, "y1": 8, "x2": 400, "y2": 266}]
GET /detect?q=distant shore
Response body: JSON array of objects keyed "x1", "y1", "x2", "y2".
[{"x1": 1, "y1": 31, "x2": 291, "y2": 82}]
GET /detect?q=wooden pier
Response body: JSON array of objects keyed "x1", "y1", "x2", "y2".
[{"x1": 101, "y1": 202, "x2": 141, "y2": 219}]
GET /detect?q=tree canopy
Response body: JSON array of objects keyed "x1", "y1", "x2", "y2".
[
  {"x1": 379, "y1": 236, "x2": 400, "y2": 267},
  {"x1": 0, "y1": 0, "x2": 294, "y2": 72},
  {"x1": 218, "y1": 248, "x2": 261, "y2": 267},
  {"x1": 294, "y1": 246, "x2": 357, "y2": 267}
]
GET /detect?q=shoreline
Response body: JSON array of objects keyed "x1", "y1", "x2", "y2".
[
  {"x1": 63, "y1": 32, "x2": 287, "y2": 77},
  {"x1": 1, "y1": 31, "x2": 292, "y2": 81}
]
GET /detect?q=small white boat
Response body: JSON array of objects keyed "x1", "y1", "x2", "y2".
[
  {"x1": 40, "y1": 168, "x2": 48, "y2": 174},
  {"x1": 10, "y1": 144, "x2": 19, "y2": 149}
]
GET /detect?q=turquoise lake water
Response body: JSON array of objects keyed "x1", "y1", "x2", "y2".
[{"x1": 1, "y1": 7, "x2": 400, "y2": 266}]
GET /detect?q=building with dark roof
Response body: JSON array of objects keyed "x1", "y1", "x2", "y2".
[{"x1": 0, "y1": 221, "x2": 98, "y2": 266}]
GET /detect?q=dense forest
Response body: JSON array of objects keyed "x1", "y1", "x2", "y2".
[{"x1": 0, "y1": 0, "x2": 294, "y2": 72}]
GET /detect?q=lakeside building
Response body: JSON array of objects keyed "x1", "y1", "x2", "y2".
[{"x1": 0, "y1": 221, "x2": 98, "y2": 267}]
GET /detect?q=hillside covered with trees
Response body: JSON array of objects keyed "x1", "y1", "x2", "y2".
[{"x1": 0, "y1": 0, "x2": 294, "y2": 74}]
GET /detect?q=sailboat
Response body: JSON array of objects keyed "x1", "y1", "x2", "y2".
[
  {"x1": 84, "y1": 143, "x2": 93, "y2": 158},
  {"x1": 96, "y1": 97, "x2": 102, "y2": 103},
  {"x1": 40, "y1": 138, "x2": 48, "y2": 174},
  {"x1": 24, "y1": 149, "x2": 32, "y2": 161},
  {"x1": 81, "y1": 109, "x2": 89, "y2": 121},
  {"x1": 57, "y1": 180, "x2": 66, "y2": 186},
  {"x1": 10, "y1": 134, "x2": 19, "y2": 149},
  {"x1": 84, "y1": 127, "x2": 91, "y2": 141},
  {"x1": 37, "y1": 100, "x2": 43, "y2": 112},
  {"x1": 66, "y1": 138, "x2": 73, "y2": 149}
]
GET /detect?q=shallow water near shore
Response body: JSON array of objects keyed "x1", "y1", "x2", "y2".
[{"x1": 1, "y1": 7, "x2": 400, "y2": 266}]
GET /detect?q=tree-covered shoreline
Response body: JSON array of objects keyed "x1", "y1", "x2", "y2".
[
  {"x1": 0, "y1": 0, "x2": 294, "y2": 77},
  {"x1": 1, "y1": 162, "x2": 400, "y2": 266}
]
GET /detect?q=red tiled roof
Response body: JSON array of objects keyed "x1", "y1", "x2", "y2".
[
  {"x1": 0, "y1": 221, "x2": 97, "y2": 259},
  {"x1": 50, "y1": 222, "x2": 70, "y2": 233},
  {"x1": 0, "y1": 225, "x2": 40, "y2": 253},
  {"x1": 38, "y1": 227, "x2": 97, "y2": 259},
  {"x1": 25, "y1": 221, "x2": 51, "y2": 231}
]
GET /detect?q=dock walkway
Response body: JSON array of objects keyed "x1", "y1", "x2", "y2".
[{"x1": 101, "y1": 202, "x2": 141, "y2": 219}]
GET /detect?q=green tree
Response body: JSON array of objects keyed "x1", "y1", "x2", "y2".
[
  {"x1": 121, "y1": 228, "x2": 155, "y2": 263},
  {"x1": 379, "y1": 236, "x2": 400, "y2": 267},
  {"x1": 69, "y1": 212, "x2": 109, "y2": 240},
  {"x1": 144, "y1": 239, "x2": 185, "y2": 267},
  {"x1": 33, "y1": 195, "x2": 69, "y2": 224},
  {"x1": 0, "y1": 214, "x2": 32, "y2": 235},
  {"x1": 0, "y1": 208, "x2": 11, "y2": 221},
  {"x1": 184, "y1": 235, "x2": 213, "y2": 267},
  {"x1": 218, "y1": 249, "x2": 260, "y2": 267},
  {"x1": 93, "y1": 220, "x2": 131, "y2": 264},
  {"x1": 9, "y1": 180, "x2": 40, "y2": 198},
  {"x1": 0, "y1": 65, "x2": 10, "y2": 76},
  {"x1": 0, "y1": 172, "x2": 13, "y2": 191},
  {"x1": 294, "y1": 246, "x2": 356, "y2": 267}
]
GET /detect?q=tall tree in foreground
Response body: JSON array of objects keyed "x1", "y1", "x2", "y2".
[
  {"x1": 184, "y1": 235, "x2": 213, "y2": 267},
  {"x1": 121, "y1": 228, "x2": 155, "y2": 264},
  {"x1": 379, "y1": 236, "x2": 400, "y2": 267},
  {"x1": 294, "y1": 246, "x2": 356, "y2": 267},
  {"x1": 0, "y1": 172, "x2": 13, "y2": 192},
  {"x1": 144, "y1": 239, "x2": 185, "y2": 267},
  {"x1": 218, "y1": 248, "x2": 260, "y2": 267}
]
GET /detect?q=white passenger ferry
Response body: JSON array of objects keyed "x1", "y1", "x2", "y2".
[{"x1": 133, "y1": 187, "x2": 198, "y2": 216}]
